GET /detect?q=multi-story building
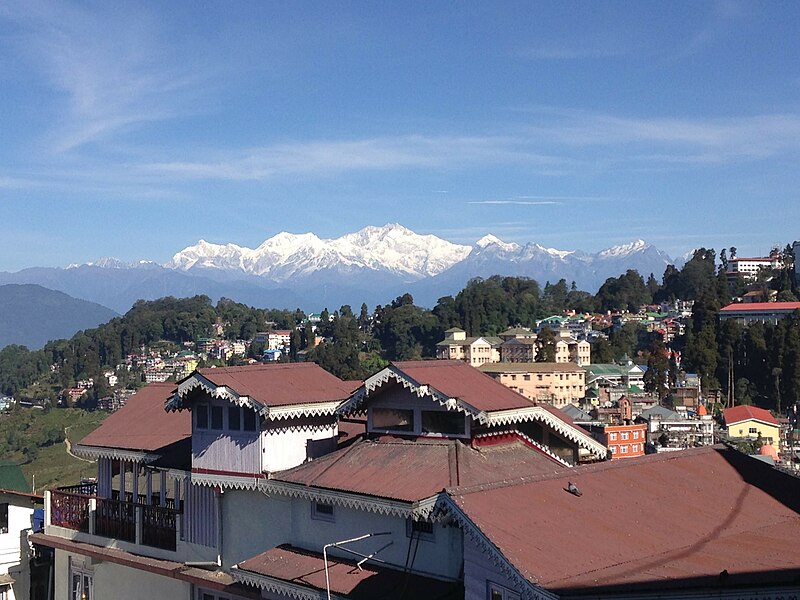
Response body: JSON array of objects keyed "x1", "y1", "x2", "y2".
[
  {"x1": 719, "y1": 301, "x2": 800, "y2": 326},
  {"x1": 584, "y1": 422, "x2": 648, "y2": 459},
  {"x1": 479, "y1": 362, "x2": 586, "y2": 407},
  {"x1": 435, "y1": 328, "x2": 502, "y2": 366},
  {"x1": 724, "y1": 405, "x2": 780, "y2": 449},
  {"x1": 31, "y1": 362, "x2": 800, "y2": 600},
  {"x1": 636, "y1": 405, "x2": 715, "y2": 451},
  {"x1": 726, "y1": 256, "x2": 782, "y2": 282}
]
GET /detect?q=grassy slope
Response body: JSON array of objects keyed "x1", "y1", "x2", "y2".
[{"x1": 0, "y1": 408, "x2": 108, "y2": 492}]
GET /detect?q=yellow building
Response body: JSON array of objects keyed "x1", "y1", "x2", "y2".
[
  {"x1": 479, "y1": 362, "x2": 586, "y2": 407},
  {"x1": 723, "y1": 405, "x2": 780, "y2": 449}
]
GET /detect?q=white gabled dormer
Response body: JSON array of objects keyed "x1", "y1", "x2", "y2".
[{"x1": 167, "y1": 364, "x2": 356, "y2": 485}]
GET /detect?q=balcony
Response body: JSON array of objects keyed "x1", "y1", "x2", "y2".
[{"x1": 48, "y1": 484, "x2": 181, "y2": 552}]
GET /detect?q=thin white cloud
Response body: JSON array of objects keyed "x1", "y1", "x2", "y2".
[
  {"x1": 1, "y1": 1, "x2": 213, "y2": 153},
  {"x1": 517, "y1": 32, "x2": 627, "y2": 60},
  {"x1": 468, "y1": 200, "x2": 560, "y2": 206},
  {"x1": 141, "y1": 135, "x2": 572, "y2": 180}
]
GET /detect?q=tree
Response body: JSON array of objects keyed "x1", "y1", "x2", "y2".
[
  {"x1": 535, "y1": 327, "x2": 556, "y2": 362},
  {"x1": 590, "y1": 337, "x2": 614, "y2": 363},
  {"x1": 644, "y1": 336, "x2": 669, "y2": 398}
]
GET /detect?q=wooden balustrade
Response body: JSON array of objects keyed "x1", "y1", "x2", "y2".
[{"x1": 50, "y1": 490, "x2": 91, "y2": 532}]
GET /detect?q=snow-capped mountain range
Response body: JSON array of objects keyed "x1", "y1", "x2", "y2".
[
  {"x1": 2, "y1": 224, "x2": 673, "y2": 312},
  {"x1": 167, "y1": 225, "x2": 472, "y2": 281}
]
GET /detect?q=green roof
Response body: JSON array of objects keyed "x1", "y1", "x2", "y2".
[
  {"x1": 0, "y1": 463, "x2": 28, "y2": 493},
  {"x1": 628, "y1": 385, "x2": 644, "y2": 393}
]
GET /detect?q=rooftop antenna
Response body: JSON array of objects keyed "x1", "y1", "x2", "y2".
[{"x1": 323, "y1": 532, "x2": 392, "y2": 600}]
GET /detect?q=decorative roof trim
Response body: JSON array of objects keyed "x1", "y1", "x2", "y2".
[
  {"x1": 337, "y1": 365, "x2": 481, "y2": 420},
  {"x1": 483, "y1": 407, "x2": 608, "y2": 459},
  {"x1": 260, "y1": 479, "x2": 427, "y2": 519},
  {"x1": 474, "y1": 430, "x2": 571, "y2": 468},
  {"x1": 265, "y1": 401, "x2": 341, "y2": 421},
  {"x1": 435, "y1": 494, "x2": 558, "y2": 600},
  {"x1": 167, "y1": 372, "x2": 341, "y2": 420},
  {"x1": 231, "y1": 566, "x2": 346, "y2": 600},
  {"x1": 191, "y1": 471, "x2": 264, "y2": 490},
  {"x1": 71, "y1": 444, "x2": 160, "y2": 464}
]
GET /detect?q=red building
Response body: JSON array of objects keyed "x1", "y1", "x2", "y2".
[{"x1": 591, "y1": 422, "x2": 648, "y2": 459}]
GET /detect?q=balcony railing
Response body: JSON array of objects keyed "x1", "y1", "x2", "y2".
[
  {"x1": 95, "y1": 497, "x2": 136, "y2": 543},
  {"x1": 49, "y1": 486, "x2": 181, "y2": 551},
  {"x1": 50, "y1": 490, "x2": 91, "y2": 532}
]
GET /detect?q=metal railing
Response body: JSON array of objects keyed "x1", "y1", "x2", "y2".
[
  {"x1": 50, "y1": 490, "x2": 91, "y2": 532},
  {"x1": 50, "y1": 485, "x2": 181, "y2": 550},
  {"x1": 95, "y1": 497, "x2": 136, "y2": 543}
]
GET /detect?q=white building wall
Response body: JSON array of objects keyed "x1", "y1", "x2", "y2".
[
  {"x1": 0, "y1": 502, "x2": 34, "y2": 600},
  {"x1": 220, "y1": 491, "x2": 463, "y2": 581},
  {"x1": 464, "y1": 534, "x2": 523, "y2": 600},
  {"x1": 261, "y1": 422, "x2": 338, "y2": 473},
  {"x1": 55, "y1": 550, "x2": 189, "y2": 600}
]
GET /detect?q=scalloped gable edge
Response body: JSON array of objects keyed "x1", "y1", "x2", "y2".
[
  {"x1": 167, "y1": 372, "x2": 341, "y2": 420},
  {"x1": 434, "y1": 494, "x2": 557, "y2": 600}
]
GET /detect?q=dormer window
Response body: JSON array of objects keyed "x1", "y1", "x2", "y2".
[
  {"x1": 210, "y1": 406, "x2": 224, "y2": 430},
  {"x1": 372, "y1": 408, "x2": 414, "y2": 432},
  {"x1": 369, "y1": 407, "x2": 468, "y2": 438},
  {"x1": 196, "y1": 404, "x2": 209, "y2": 429}
]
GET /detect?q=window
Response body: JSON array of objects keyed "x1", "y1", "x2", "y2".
[
  {"x1": 243, "y1": 409, "x2": 257, "y2": 432},
  {"x1": 0, "y1": 503, "x2": 7, "y2": 534},
  {"x1": 749, "y1": 427, "x2": 758, "y2": 434},
  {"x1": 511, "y1": 374, "x2": 516, "y2": 381},
  {"x1": 421, "y1": 410, "x2": 466, "y2": 436},
  {"x1": 196, "y1": 404, "x2": 209, "y2": 429},
  {"x1": 632, "y1": 430, "x2": 639, "y2": 439},
  {"x1": 210, "y1": 406, "x2": 224, "y2": 430},
  {"x1": 488, "y1": 582, "x2": 520, "y2": 600},
  {"x1": 609, "y1": 433, "x2": 617, "y2": 441},
  {"x1": 621, "y1": 432, "x2": 629, "y2": 440},
  {"x1": 228, "y1": 406, "x2": 241, "y2": 431},
  {"x1": 70, "y1": 563, "x2": 93, "y2": 600},
  {"x1": 407, "y1": 518, "x2": 436, "y2": 541},
  {"x1": 523, "y1": 374, "x2": 530, "y2": 381},
  {"x1": 311, "y1": 501, "x2": 335, "y2": 522},
  {"x1": 621, "y1": 445, "x2": 628, "y2": 453},
  {"x1": 372, "y1": 408, "x2": 414, "y2": 432}
]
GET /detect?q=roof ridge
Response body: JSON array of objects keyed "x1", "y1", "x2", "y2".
[{"x1": 448, "y1": 445, "x2": 719, "y2": 496}]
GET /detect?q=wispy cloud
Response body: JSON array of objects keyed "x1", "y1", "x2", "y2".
[
  {"x1": 468, "y1": 200, "x2": 560, "y2": 206},
  {"x1": 1, "y1": 1, "x2": 213, "y2": 153},
  {"x1": 670, "y1": 0, "x2": 748, "y2": 61},
  {"x1": 141, "y1": 135, "x2": 572, "y2": 180},
  {"x1": 518, "y1": 33, "x2": 626, "y2": 60}
]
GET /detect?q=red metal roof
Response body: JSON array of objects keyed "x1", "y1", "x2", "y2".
[
  {"x1": 80, "y1": 383, "x2": 190, "y2": 452},
  {"x1": 392, "y1": 360, "x2": 536, "y2": 412},
  {"x1": 720, "y1": 302, "x2": 800, "y2": 312},
  {"x1": 237, "y1": 544, "x2": 462, "y2": 599},
  {"x1": 196, "y1": 363, "x2": 358, "y2": 407},
  {"x1": 450, "y1": 446, "x2": 800, "y2": 594},
  {"x1": 272, "y1": 436, "x2": 565, "y2": 502},
  {"x1": 723, "y1": 405, "x2": 778, "y2": 426}
]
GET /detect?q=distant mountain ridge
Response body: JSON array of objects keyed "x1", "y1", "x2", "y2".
[
  {"x1": 0, "y1": 224, "x2": 673, "y2": 311},
  {"x1": 0, "y1": 284, "x2": 118, "y2": 350}
]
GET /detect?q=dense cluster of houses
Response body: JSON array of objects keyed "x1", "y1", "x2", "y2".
[{"x1": 3, "y1": 359, "x2": 793, "y2": 600}]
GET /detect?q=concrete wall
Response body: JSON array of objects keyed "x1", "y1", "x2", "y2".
[
  {"x1": 261, "y1": 421, "x2": 337, "y2": 473},
  {"x1": 221, "y1": 490, "x2": 463, "y2": 581},
  {"x1": 0, "y1": 501, "x2": 34, "y2": 600},
  {"x1": 55, "y1": 549, "x2": 189, "y2": 600},
  {"x1": 463, "y1": 535, "x2": 522, "y2": 600}
]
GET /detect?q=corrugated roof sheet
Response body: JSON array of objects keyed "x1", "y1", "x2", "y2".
[
  {"x1": 272, "y1": 436, "x2": 565, "y2": 502},
  {"x1": 450, "y1": 446, "x2": 800, "y2": 594},
  {"x1": 720, "y1": 302, "x2": 800, "y2": 312},
  {"x1": 237, "y1": 544, "x2": 462, "y2": 599},
  {"x1": 723, "y1": 405, "x2": 779, "y2": 426},
  {"x1": 80, "y1": 383, "x2": 190, "y2": 452},
  {"x1": 196, "y1": 363, "x2": 357, "y2": 407},
  {"x1": 392, "y1": 360, "x2": 536, "y2": 412},
  {"x1": 479, "y1": 362, "x2": 584, "y2": 374}
]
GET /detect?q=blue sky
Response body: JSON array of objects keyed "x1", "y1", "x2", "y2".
[{"x1": 1, "y1": 1, "x2": 799, "y2": 271}]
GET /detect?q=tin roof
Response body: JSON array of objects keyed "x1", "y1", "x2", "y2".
[
  {"x1": 80, "y1": 382, "x2": 190, "y2": 452},
  {"x1": 272, "y1": 436, "x2": 565, "y2": 503},
  {"x1": 389, "y1": 360, "x2": 537, "y2": 412},
  {"x1": 720, "y1": 302, "x2": 800, "y2": 312},
  {"x1": 723, "y1": 405, "x2": 779, "y2": 426},
  {"x1": 184, "y1": 363, "x2": 357, "y2": 407},
  {"x1": 479, "y1": 362, "x2": 584, "y2": 374},
  {"x1": 236, "y1": 544, "x2": 462, "y2": 599},
  {"x1": 449, "y1": 446, "x2": 800, "y2": 594}
]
